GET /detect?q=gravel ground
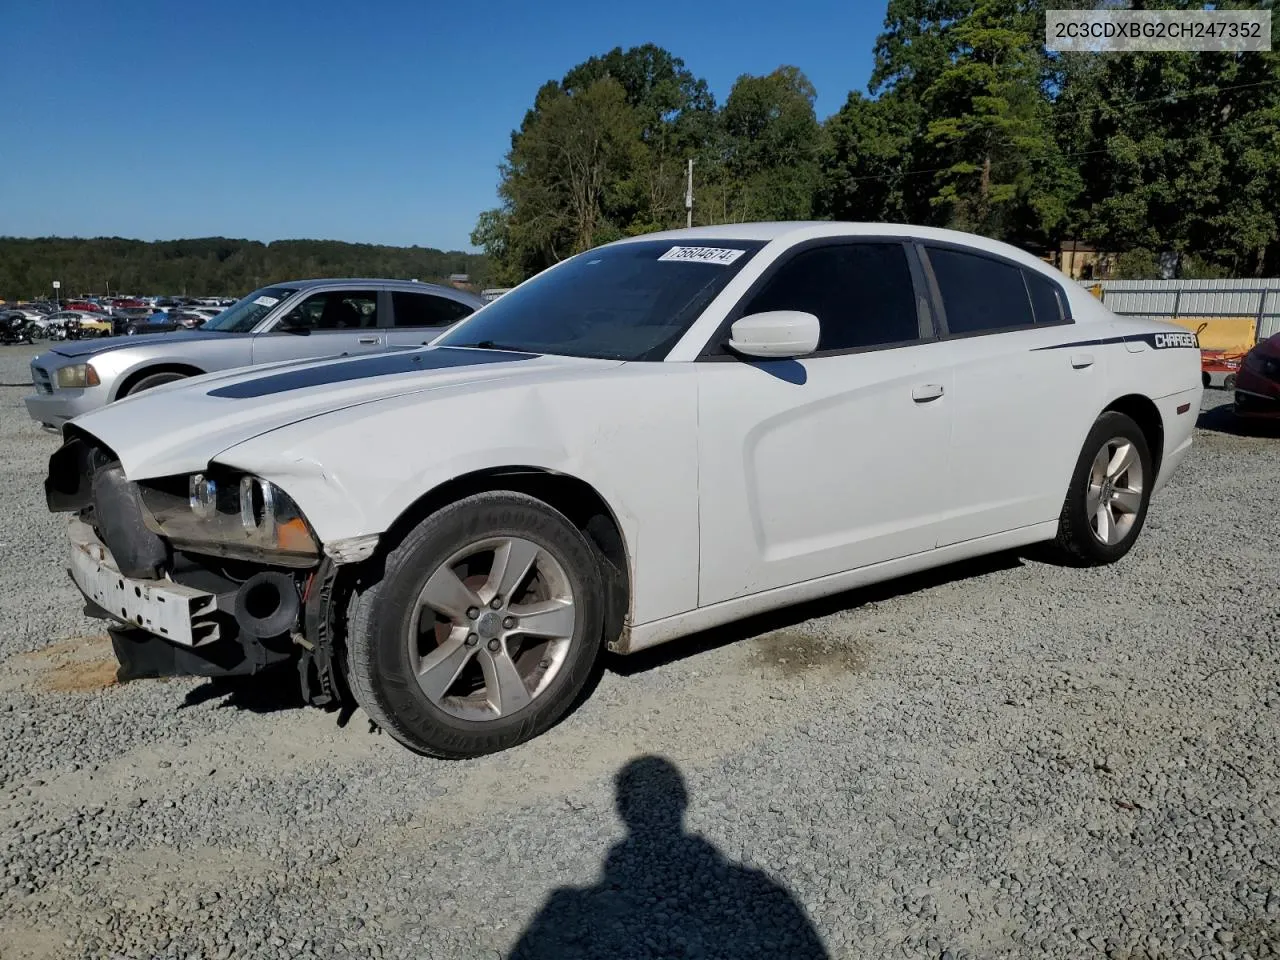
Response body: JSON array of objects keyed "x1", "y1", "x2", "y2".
[{"x1": 0, "y1": 341, "x2": 1277, "y2": 960}]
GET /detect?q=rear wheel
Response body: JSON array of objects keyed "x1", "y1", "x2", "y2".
[
  {"x1": 1052, "y1": 411, "x2": 1153, "y2": 565},
  {"x1": 345, "y1": 492, "x2": 604, "y2": 758},
  {"x1": 123, "y1": 371, "x2": 188, "y2": 396}
]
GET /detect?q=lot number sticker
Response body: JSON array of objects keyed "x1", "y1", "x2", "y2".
[
  {"x1": 253, "y1": 295, "x2": 280, "y2": 307},
  {"x1": 658, "y1": 246, "x2": 746, "y2": 265}
]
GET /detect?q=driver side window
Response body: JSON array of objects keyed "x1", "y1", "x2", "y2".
[
  {"x1": 741, "y1": 243, "x2": 921, "y2": 353},
  {"x1": 281, "y1": 291, "x2": 378, "y2": 331}
]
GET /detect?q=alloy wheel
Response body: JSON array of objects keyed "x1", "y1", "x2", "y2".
[
  {"x1": 1086, "y1": 437, "x2": 1145, "y2": 546},
  {"x1": 407, "y1": 536, "x2": 576, "y2": 721}
]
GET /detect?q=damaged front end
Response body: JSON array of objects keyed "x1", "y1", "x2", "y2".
[{"x1": 46, "y1": 432, "x2": 353, "y2": 706}]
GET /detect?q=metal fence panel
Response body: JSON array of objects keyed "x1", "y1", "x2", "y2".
[{"x1": 1096, "y1": 279, "x2": 1280, "y2": 326}]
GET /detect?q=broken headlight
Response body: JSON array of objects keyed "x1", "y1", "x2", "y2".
[{"x1": 138, "y1": 470, "x2": 319, "y2": 566}]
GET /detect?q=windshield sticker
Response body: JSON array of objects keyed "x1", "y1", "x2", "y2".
[
  {"x1": 253, "y1": 295, "x2": 279, "y2": 307},
  {"x1": 657, "y1": 246, "x2": 746, "y2": 265}
]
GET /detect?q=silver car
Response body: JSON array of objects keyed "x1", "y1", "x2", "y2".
[{"x1": 25, "y1": 278, "x2": 484, "y2": 428}]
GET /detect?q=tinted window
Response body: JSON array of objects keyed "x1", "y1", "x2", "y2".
[
  {"x1": 741, "y1": 242, "x2": 919, "y2": 352},
  {"x1": 928, "y1": 248, "x2": 1034, "y2": 335},
  {"x1": 281, "y1": 291, "x2": 378, "y2": 331},
  {"x1": 437, "y1": 239, "x2": 764, "y2": 361},
  {"x1": 391, "y1": 292, "x2": 474, "y2": 328},
  {"x1": 1025, "y1": 270, "x2": 1066, "y2": 324}
]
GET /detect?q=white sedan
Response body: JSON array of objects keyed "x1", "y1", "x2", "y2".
[{"x1": 45, "y1": 222, "x2": 1202, "y2": 757}]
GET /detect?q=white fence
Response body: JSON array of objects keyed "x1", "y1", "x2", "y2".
[{"x1": 1089, "y1": 278, "x2": 1280, "y2": 340}]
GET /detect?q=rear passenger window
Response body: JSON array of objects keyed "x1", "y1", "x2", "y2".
[
  {"x1": 928, "y1": 247, "x2": 1034, "y2": 335},
  {"x1": 391, "y1": 292, "x2": 475, "y2": 328},
  {"x1": 741, "y1": 242, "x2": 919, "y2": 352},
  {"x1": 1025, "y1": 270, "x2": 1067, "y2": 324}
]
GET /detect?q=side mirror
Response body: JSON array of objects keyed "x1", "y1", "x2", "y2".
[{"x1": 727, "y1": 311, "x2": 820, "y2": 359}]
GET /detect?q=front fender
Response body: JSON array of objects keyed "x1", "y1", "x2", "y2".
[{"x1": 215, "y1": 368, "x2": 700, "y2": 625}]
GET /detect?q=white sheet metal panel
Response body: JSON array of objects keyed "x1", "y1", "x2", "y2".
[
  {"x1": 1098, "y1": 279, "x2": 1279, "y2": 313},
  {"x1": 1096, "y1": 280, "x2": 1280, "y2": 343}
]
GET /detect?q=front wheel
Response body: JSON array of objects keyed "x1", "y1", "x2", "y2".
[
  {"x1": 345, "y1": 492, "x2": 605, "y2": 758},
  {"x1": 1051, "y1": 411, "x2": 1153, "y2": 566},
  {"x1": 123, "y1": 371, "x2": 188, "y2": 396}
]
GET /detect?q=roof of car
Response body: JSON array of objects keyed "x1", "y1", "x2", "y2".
[
  {"x1": 611, "y1": 221, "x2": 1058, "y2": 275},
  {"x1": 276, "y1": 278, "x2": 477, "y2": 296}
]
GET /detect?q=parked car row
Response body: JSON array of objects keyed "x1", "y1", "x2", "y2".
[
  {"x1": 28, "y1": 224, "x2": 1216, "y2": 761},
  {"x1": 2, "y1": 295, "x2": 236, "y2": 324}
]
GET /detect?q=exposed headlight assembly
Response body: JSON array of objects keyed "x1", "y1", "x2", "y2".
[
  {"x1": 56, "y1": 363, "x2": 100, "y2": 388},
  {"x1": 139, "y1": 470, "x2": 319, "y2": 566}
]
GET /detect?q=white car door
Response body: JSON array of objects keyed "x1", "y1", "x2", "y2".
[
  {"x1": 251, "y1": 288, "x2": 386, "y2": 365},
  {"x1": 917, "y1": 243, "x2": 1110, "y2": 546},
  {"x1": 696, "y1": 240, "x2": 953, "y2": 607}
]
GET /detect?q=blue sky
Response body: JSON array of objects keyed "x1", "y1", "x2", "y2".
[{"x1": 0, "y1": 0, "x2": 883, "y2": 252}]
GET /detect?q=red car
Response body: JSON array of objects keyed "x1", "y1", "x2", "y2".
[
  {"x1": 1234, "y1": 332, "x2": 1280, "y2": 419},
  {"x1": 65, "y1": 300, "x2": 106, "y2": 314}
]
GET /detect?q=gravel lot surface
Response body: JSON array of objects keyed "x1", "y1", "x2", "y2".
[{"x1": 0, "y1": 341, "x2": 1277, "y2": 960}]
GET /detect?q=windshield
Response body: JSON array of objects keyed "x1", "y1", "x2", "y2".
[
  {"x1": 201, "y1": 285, "x2": 298, "y2": 333},
  {"x1": 436, "y1": 239, "x2": 764, "y2": 360}
]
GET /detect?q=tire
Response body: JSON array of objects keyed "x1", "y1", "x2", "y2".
[
  {"x1": 345, "y1": 491, "x2": 605, "y2": 758},
  {"x1": 1223, "y1": 373, "x2": 1237, "y2": 391},
  {"x1": 1201, "y1": 371, "x2": 1211, "y2": 388},
  {"x1": 123, "y1": 371, "x2": 188, "y2": 396},
  {"x1": 1051, "y1": 411, "x2": 1153, "y2": 566}
]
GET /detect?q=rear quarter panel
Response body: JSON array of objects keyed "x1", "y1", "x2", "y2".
[{"x1": 1101, "y1": 313, "x2": 1203, "y2": 494}]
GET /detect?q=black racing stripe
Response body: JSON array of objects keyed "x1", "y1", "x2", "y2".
[
  {"x1": 207, "y1": 347, "x2": 534, "y2": 399},
  {"x1": 1033, "y1": 332, "x2": 1200, "y2": 352},
  {"x1": 1032, "y1": 335, "x2": 1128, "y2": 351}
]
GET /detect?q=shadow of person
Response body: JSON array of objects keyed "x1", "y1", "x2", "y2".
[{"x1": 509, "y1": 755, "x2": 830, "y2": 960}]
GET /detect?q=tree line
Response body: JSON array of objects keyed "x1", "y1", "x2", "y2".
[
  {"x1": 473, "y1": 0, "x2": 1280, "y2": 284},
  {"x1": 0, "y1": 237, "x2": 488, "y2": 302}
]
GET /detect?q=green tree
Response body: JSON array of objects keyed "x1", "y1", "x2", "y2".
[
  {"x1": 716, "y1": 66, "x2": 823, "y2": 222},
  {"x1": 922, "y1": 0, "x2": 1074, "y2": 239},
  {"x1": 817, "y1": 91, "x2": 912, "y2": 222},
  {"x1": 868, "y1": 0, "x2": 1075, "y2": 244},
  {"x1": 0, "y1": 237, "x2": 486, "y2": 302},
  {"x1": 494, "y1": 77, "x2": 641, "y2": 275},
  {"x1": 560, "y1": 45, "x2": 719, "y2": 235},
  {"x1": 1053, "y1": 1, "x2": 1280, "y2": 276}
]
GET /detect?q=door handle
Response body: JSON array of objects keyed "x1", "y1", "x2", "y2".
[
  {"x1": 911, "y1": 383, "x2": 945, "y2": 402},
  {"x1": 358, "y1": 336, "x2": 381, "y2": 345},
  {"x1": 1070, "y1": 353, "x2": 1095, "y2": 369}
]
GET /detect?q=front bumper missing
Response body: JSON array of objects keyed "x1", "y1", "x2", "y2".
[
  {"x1": 67, "y1": 517, "x2": 221, "y2": 646},
  {"x1": 66, "y1": 517, "x2": 342, "y2": 695}
]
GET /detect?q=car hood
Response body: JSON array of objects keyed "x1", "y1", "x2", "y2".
[
  {"x1": 68, "y1": 346, "x2": 622, "y2": 480},
  {"x1": 48, "y1": 329, "x2": 245, "y2": 359}
]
